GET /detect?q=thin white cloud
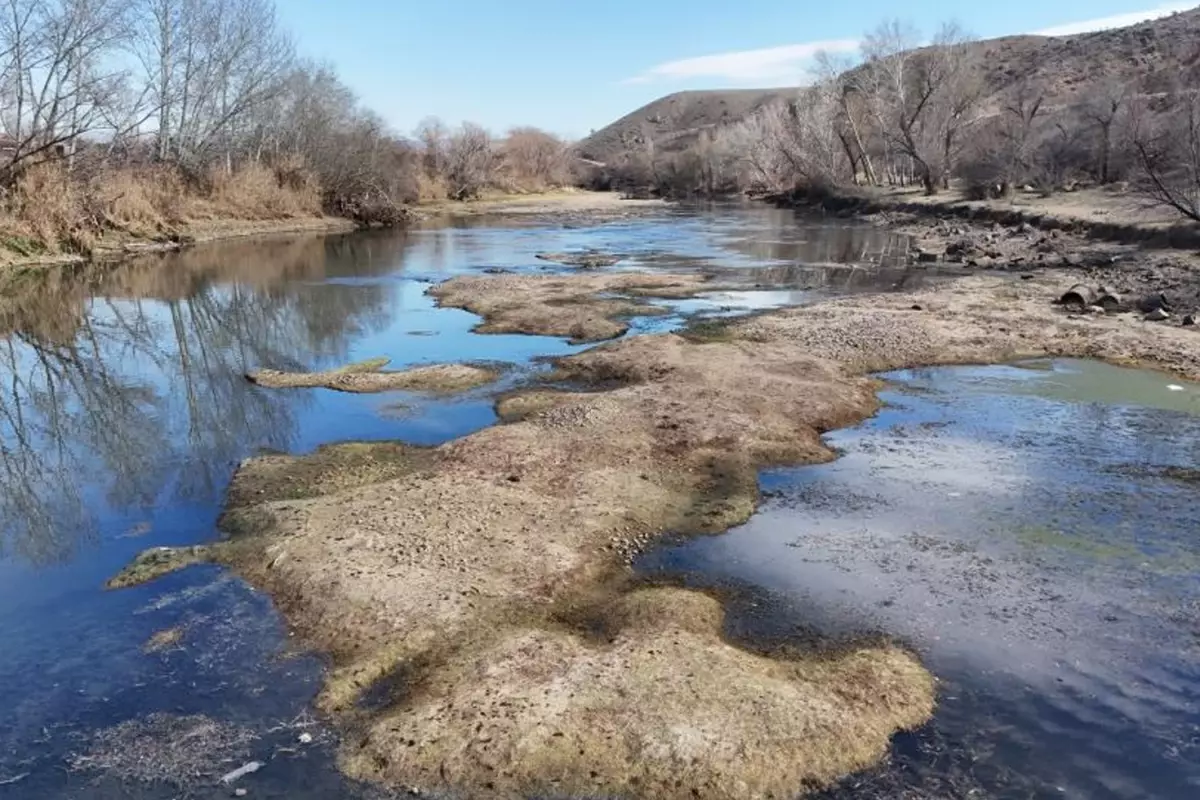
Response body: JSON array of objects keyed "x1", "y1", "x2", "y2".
[
  {"x1": 623, "y1": 4, "x2": 1195, "y2": 87},
  {"x1": 1032, "y1": 2, "x2": 1193, "y2": 36},
  {"x1": 623, "y1": 39, "x2": 860, "y2": 86}
]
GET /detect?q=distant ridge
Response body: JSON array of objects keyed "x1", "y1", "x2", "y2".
[{"x1": 580, "y1": 7, "x2": 1200, "y2": 164}]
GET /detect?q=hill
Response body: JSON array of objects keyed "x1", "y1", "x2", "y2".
[
  {"x1": 576, "y1": 88, "x2": 791, "y2": 164},
  {"x1": 580, "y1": 7, "x2": 1200, "y2": 165}
]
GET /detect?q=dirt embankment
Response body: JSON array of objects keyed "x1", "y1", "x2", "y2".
[
  {"x1": 110, "y1": 231, "x2": 1200, "y2": 797},
  {"x1": 784, "y1": 185, "x2": 1200, "y2": 251}
]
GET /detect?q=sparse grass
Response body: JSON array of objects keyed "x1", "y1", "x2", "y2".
[
  {"x1": 143, "y1": 626, "x2": 184, "y2": 653},
  {"x1": 245, "y1": 358, "x2": 500, "y2": 394},
  {"x1": 0, "y1": 161, "x2": 327, "y2": 266},
  {"x1": 222, "y1": 441, "x2": 438, "y2": 510},
  {"x1": 106, "y1": 545, "x2": 217, "y2": 589}
]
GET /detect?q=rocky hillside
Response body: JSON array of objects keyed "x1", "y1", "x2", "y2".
[{"x1": 580, "y1": 7, "x2": 1200, "y2": 164}]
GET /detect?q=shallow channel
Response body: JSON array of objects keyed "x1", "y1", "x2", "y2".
[
  {"x1": 0, "y1": 204, "x2": 919, "y2": 798},
  {"x1": 640, "y1": 358, "x2": 1200, "y2": 799}
]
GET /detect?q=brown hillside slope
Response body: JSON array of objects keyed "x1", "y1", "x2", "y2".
[
  {"x1": 576, "y1": 88, "x2": 790, "y2": 163},
  {"x1": 581, "y1": 7, "x2": 1200, "y2": 164}
]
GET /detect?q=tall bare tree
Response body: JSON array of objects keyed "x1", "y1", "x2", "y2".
[
  {"x1": 445, "y1": 122, "x2": 493, "y2": 200},
  {"x1": 857, "y1": 20, "x2": 980, "y2": 194},
  {"x1": 133, "y1": 0, "x2": 294, "y2": 167},
  {"x1": 0, "y1": 0, "x2": 137, "y2": 174},
  {"x1": 1131, "y1": 89, "x2": 1200, "y2": 222},
  {"x1": 1078, "y1": 78, "x2": 1132, "y2": 184}
]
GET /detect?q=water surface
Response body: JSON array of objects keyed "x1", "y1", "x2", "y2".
[
  {"x1": 640, "y1": 358, "x2": 1200, "y2": 799},
  {"x1": 0, "y1": 205, "x2": 919, "y2": 797}
]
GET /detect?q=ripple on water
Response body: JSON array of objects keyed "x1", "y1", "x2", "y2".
[{"x1": 639, "y1": 358, "x2": 1200, "y2": 799}]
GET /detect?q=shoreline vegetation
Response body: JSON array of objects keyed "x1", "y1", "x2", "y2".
[
  {"x1": 107, "y1": 196, "x2": 1200, "y2": 796},
  {"x1": 0, "y1": 0, "x2": 582, "y2": 274}
]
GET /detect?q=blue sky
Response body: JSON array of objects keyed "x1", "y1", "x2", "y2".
[{"x1": 276, "y1": 1, "x2": 1196, "y2": 139}]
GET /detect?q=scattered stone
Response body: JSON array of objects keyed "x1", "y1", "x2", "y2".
[
  {"x1": 1138, "y1": 293, "x2": 1172, "y2": 313},
  {"x1": 910, "y1": 304, "x2": 923, "y2": 311},
  {"x1": 1145, "y1": 308, "x2": 1171, "y2": 322},
  {"x1": 298, "y1": 732, "x2": 314, "y2": 744},
  {"x1": 1183, "y1": 314, "x2": 1196, "y2": 327},
  {"x1": 1020, "y1": 273, "x2": 1035, "y2": 280},
  {"x1": 1063, "y1": 253, "x2": 1084, "y2": 266},
  {"x1": 1086, "y1": 305, "x2": 1107, "y2": 315},
  {"x1": 945, "y1": 238, "x2": 975, "y2": 257}
]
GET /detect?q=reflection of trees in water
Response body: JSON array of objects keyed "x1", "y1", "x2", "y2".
[
  {"x1": 725, "y1": 213, "x2": 912, "y2": 270},
  {"x1": 0, "y1": 234, "x2": 399, "y2": 567}
]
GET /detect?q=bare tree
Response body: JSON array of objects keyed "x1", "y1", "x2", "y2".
[
  {"x1": 1078, "y1": 79, "x2": 1132, "y2": 184},
  {"x1": 414, "y1": 115, "x2": 447, "y2": 180},
  {"x1": 1130, "y1": 89, "x2": 1200, "y2": 222},
  {"x1": 0, "y1": 0, "x2": 138, "y2": 175},
  {"x1": 998, "y1": 79, "x2": 1046, "y2": 193},
  {"x1": 133, "y1": 0, "x2": 294, "y2": 167},
  {"x1": 445, "y1": 122, "x2": 493, "y2": 200},
  {"x1": 814, "y1": 50, "x2": 876, "y2": 185},
  {"x1": 857, "y1": 20, "x2": 981, "y2": 194},
  {"x1": 501, "y1": 126, "x2": 568, "y2": 189}
]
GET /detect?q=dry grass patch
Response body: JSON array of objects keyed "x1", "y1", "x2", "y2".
[
  {"x1": 430, "y1": 271, "x2": 711, "y2": 342},
  {"x1": 246, "y1": 357, "x2": 499, "y2": 394}
]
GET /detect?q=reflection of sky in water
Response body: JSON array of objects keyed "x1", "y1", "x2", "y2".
[
  {"x1": 0, "y1": 204, "x2": 924, "y2": 797},
  {"x1": 641, "y1": 359, "x2": 1200, "y2": 799}
]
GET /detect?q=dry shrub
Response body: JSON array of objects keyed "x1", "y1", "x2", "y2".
[
  {"x1": 1, "y1": 164, "x2": 100, "y2": 254},
  {"x1": 93, "y1": 167, "x2": 185, "y2": 234},
  {"x1": 207, "y1": 163, "x2": 321, "y2": 219},
  {"x1": 416, "y1": 173, "x2": 449, "y2": 202}
]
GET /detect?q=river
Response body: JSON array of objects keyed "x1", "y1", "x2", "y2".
[{"x1": 0, "y1": 204, "x2": 1195, "y2": 798}]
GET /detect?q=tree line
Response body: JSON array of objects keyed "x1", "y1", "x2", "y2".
[
  {"x1": 0, "y1": 0, "x2": 572, "y2": 250},
  {"x1": 598, "y1": 17, "x2": 1200, "y2": 223}
]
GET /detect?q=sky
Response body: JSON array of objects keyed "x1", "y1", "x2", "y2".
[{"x1": 276, "y1": 1, "x2": 1197, "y2": 140}]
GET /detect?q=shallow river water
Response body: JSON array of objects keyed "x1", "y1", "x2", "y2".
[{"x1": 0, "y1": 203, "x2": 1196, "y2": 798}]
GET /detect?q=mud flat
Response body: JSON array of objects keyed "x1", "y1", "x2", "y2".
[
  {"x1": 112, "y1": 261, "x2": 1200, "y2": 798},
  {"x1": 429, "y1": 271, "x2": 712, "y2": 343}
]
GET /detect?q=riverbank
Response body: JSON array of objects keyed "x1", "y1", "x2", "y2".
[
  {"x1": 109, "y1": 199, "x2": 1200, "y2": 797},
  {"x1": 782, "y1": 183, "x2": 1200, "y2": 250},
  {"x1": 0, "y1": 190, "x2": 663, "y2": 277}
]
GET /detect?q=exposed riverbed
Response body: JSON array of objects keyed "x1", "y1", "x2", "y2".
[
  {"x1": 641, "y1": 358, "x2": 1200, "y2": 798},
  {"x1": 0, "y1": 204, "x2": 921, "y2": 798},
  {"x1": 2, "y1": 202, "x2": 1197, "y2": 798}
]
